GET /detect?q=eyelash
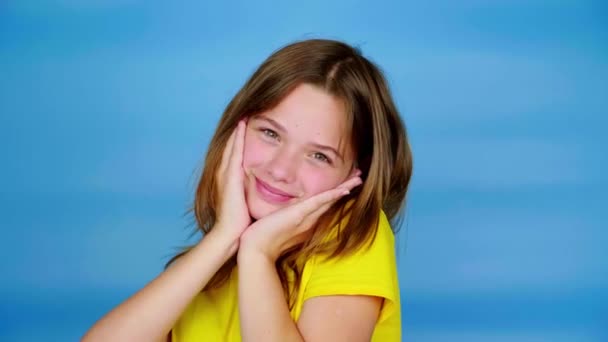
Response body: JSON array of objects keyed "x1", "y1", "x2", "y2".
[
  {"x1": 312, "y1": 152, "x2": 332, "y2": 164},
  {"x1": 258, "y1": 127, "x2": 333, "y2": 165},
  {"x1": 260, "y1": 128, "x2": 279, "y2": 140}
]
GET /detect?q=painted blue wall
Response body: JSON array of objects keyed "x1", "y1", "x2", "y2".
[{"x1": 1, "y1": 1, "x2": 606, "y2": 341}]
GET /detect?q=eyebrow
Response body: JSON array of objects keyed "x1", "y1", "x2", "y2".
[{"x1": 255, "y1": 114, "x2": 345, "y2": 162}]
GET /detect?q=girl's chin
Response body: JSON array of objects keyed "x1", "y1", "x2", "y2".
[{"x1": 247, "y1": 199, "x2": 284, "y2": 220}]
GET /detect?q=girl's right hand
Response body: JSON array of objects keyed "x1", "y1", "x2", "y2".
[{"x1": 213, "y1": 120, "x2": 251, "y2": 247}]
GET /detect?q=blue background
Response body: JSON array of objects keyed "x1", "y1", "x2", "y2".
[{"x1": 1, "y1": 1, "x2": 606, "y2": 341}]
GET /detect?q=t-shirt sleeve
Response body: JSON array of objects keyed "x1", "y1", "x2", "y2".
[{"x1": 302, "y1": 211, "x2": 400, "y2": 323}]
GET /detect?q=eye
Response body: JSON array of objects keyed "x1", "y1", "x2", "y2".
[
  {"x1": 260, "y1": 128, "x2": 279, "y2": 140},
  {"x1": 312, "y1": 152, "x2": 331, "y2": 164}
]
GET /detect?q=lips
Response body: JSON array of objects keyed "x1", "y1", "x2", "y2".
[{"x1": 254, "y1": 177, "x2": 294, "y2": 203}]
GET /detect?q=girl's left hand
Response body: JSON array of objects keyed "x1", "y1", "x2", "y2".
[{"x1": 238, "y1": 172, "x2": 362, "y2": 262}]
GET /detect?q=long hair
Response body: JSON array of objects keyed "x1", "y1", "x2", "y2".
[{"x1": 167, "y1": 38, "x2": 413, "y2": 307}]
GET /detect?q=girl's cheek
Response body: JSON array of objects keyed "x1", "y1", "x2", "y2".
[
  {"x1": 301, "y1": 169, "x2": 341, "y2": 196},
  {"x1": 242, "y1": 131, "x2": 257, "y2": 167},
  {"x1": 242, "y1": 135, "x2": 268, "y2": 170}
]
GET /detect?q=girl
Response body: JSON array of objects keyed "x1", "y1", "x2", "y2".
[{"x1": 83, "y1": 38, "x2": 413, "y2": 341}]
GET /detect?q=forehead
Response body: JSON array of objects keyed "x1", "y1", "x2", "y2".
[{"x1": 262, "y1": 83, "x2": 349, "y2": 145}]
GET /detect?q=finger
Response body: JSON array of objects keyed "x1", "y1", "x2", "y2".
[
  {"x1": 227, "y1": 120, "x2": 246, "y2": 176},
  {"x1": 295, "y1": 186, "x2": 350, "y2": 220},
  {"x1": 294, "y1": 175, "x2": 362, "y2": 216},
  {"x1": 298, "y1": 175, "x2": 362, "y2": 218},
  {"x1": 298, "y1": 198, "x2": 336, "y2": 231},
  {"x1": 284, "y1": 174, "x2": 361, "y2": 230},
  {"x1": 349, "y1": 167, "x2": 362, "y2": 178},
  {"x1": 294, "y1": 186, "x2": 352, "y2": 235},
  {"x1": 336, "y1": 175, "x2": 363, "y2": 192},
  {"x1": 218, "y1": 124, "x2": 238, "y2": 177}
]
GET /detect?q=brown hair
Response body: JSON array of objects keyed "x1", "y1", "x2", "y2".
[{"x1": 167, "y1": 38, "x2": 413, "y2": 307}]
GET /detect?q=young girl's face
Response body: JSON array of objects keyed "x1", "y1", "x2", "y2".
[{"x1": 242, "y1": 83, "x2": 356, "y2": 220}]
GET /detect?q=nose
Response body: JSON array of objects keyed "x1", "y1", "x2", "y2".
[{"x1": 265, "y1": 147, "x2": 298, "y2": 184}]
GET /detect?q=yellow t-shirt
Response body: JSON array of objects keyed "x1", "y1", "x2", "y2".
[{"x1": 172, "y1": 210, "x2": 401, "y2": 341}]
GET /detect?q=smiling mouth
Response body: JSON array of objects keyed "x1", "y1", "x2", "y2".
[{"x1": 254, "y1": 177, "x2": 294, "y2": 203}]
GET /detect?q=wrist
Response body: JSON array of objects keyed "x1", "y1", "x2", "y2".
[
  {"x1": 200, "y1": 227, "x2": 240, "y2": 260},
  {"x1": 237, "y1": 242, "x2": 274, "y2": 266}
]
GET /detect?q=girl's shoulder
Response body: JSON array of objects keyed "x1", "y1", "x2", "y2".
[{"x1": 306, "y1": 211, "x2": 396, "y2": 280}]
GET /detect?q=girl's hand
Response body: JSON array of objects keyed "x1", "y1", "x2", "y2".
[
  {"x1": 238, "y1": 169, "x2": 362, "y2": 262},
  {"x1": 214, "y1": 120, "x2": 251, "y2": 246}
]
